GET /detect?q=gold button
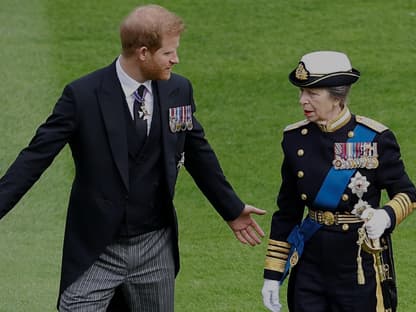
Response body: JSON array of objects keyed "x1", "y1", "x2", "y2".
[
  {"x1": 342, "y1": 224, "x2": 349, "y2": 231},
  {"x1": 301, "y1": 128, "x2": 308, "y2": 135},
  {"x1": 342, "y1": 194, "x2": 349, "y2": 201},
  {"x1": 290, "y1": 250, "x2": 299, "y2": 267},
  {"x1": 348, "y1": 131, "x2": 354, "y2": 138},
  {"x1": 297, "y1": 149, "x2": 304, "y2": 157},
  {"x1": 301, "y1": 194, "x2": 307, "y2": 201},
  {"x1": 297, "y1": 171, "x2": 304, "y2": 178}
]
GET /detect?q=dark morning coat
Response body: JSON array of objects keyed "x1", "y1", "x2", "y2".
[{"x1": 0, "y1": 61, "x2": 244, "y2": 309}]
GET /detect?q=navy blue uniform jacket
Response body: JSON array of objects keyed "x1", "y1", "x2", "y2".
[{"x1": 264, "y1": 111, "x2": 416, "y2": 281}]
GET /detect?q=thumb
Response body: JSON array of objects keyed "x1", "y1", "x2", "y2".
[{"x1": 245, "y1": 205, "x2": 267, "y2": 215}]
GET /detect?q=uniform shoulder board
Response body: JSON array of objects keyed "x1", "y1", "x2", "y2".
[
  {"x1": 356, "y1": 115, "x2": 388, "y2": 133},
  {"x1": 283, "y1": 119, "x2": 310, "y2": 132}
]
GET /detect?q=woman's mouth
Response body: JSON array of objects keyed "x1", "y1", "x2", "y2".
[{"x1": 304, "y1": 110, "x2": 314, "y2": 116}]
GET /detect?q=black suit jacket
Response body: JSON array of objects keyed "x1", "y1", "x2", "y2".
[{"x1": 0, "y1": 61, "x2": 244, "y2": 308}]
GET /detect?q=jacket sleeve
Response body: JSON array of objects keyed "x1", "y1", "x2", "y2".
[
  {"x1": 264, "y1": 136, "x2": 306, "y2": 281},
  {"x1": 0, "y1": 85, "x2": 77, "y2": 218},
  {"x1": 182, "y1": 81, "x2": 244, "y2": 221},
  {"x1": 375, "y1": 130, "x2": 416, "y2": 230}
]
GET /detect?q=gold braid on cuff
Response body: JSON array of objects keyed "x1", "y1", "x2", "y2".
[
  {"x1": 264, "y1": 239, "x2": 290, "y2": 273},
  {"x1": 385, "y1": 193, "x2": 414, "y2": 225}
]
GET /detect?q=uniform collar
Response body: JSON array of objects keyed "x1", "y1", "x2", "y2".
[{"x1": 318, "y1": 107, "x2": 351, "y2": 132}]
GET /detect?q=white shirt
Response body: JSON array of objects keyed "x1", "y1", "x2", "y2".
[{"x1": 115, "y1": 56, "x2": 153, "y2": 134}]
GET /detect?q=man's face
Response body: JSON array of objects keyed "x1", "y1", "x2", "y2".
[{"x1": 141, "y1": 34, "x2": 180, "y2": 81}]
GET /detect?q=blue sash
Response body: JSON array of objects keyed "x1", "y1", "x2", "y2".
[{"x1": 280, "y1": 124, "x2": 376, "y2": 282}]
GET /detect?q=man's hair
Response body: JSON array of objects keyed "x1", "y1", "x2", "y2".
[
  {"x1": 120, "y1": 4, "x2": 185, "y2": 57},
  {"x1": 326, "y1": 85, "x2": 351, "y2": 109}
]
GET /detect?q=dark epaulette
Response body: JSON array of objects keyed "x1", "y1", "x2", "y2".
[
  {"x1": 283, "y1": 119, "x2": 310, "y2": 132},
  {"x1": 356, "y1": 115, "x2": 388, "y2": 133}
]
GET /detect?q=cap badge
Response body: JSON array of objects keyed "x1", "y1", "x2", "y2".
[{"x1": 295, "y1": 62, "x2": 309, "y2": 81}]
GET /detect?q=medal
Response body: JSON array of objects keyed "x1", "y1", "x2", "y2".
[
  {"x1": 333, "y1": 142, "x2": 378, "y2": 170},
  {"x1": 186, "y1": 105, "x2": 193, "y2": 130},
  {"x1": 181, "y1": 106, "x2": 187, "y2": 131},
  {"x1": 168, "y1": 105, "x2": 194, "y2": 133},
  {"x1": 169, "y1": 107, "x2": 177, "y2": 132}
]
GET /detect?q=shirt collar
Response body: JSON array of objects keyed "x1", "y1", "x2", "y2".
[{"x1": 116, "y1": 56, "x2": 152, "y2": 97}]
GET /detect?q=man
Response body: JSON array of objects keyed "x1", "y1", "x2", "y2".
[{"x1": 0, "y1": 5, "x2": 265, "y2": 311}]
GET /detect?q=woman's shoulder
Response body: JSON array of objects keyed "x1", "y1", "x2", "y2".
[
  {"x1": 355, "y1": 115, "x2": 389, "y2": 133},
  {"x1": 283, "y1": 119, "x2": 311, "y2": 132}
]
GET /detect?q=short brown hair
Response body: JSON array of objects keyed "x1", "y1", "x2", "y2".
[{"x1": 120, "y1": 5, "x2": 185, "y2": 57}]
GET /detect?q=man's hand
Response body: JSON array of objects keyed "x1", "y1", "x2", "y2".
[{"x1": 227, "y1": 204, "x2": 266, "y2": 246}]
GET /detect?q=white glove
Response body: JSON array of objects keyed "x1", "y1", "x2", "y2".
[
  {"x1": 361, "y1": 207, "x2": 391, "y2": 239},
  {"x1": 262, "y1": 279, "x2": 282, "y2": 312}
]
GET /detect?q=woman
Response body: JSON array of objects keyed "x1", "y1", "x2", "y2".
[{"x1": 261, "y1": 51, "x2": 416, "y2": 312}]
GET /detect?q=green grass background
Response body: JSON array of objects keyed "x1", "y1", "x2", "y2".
[{"x1": 0, "y1": 0, "x2": 415, "y2": 311}]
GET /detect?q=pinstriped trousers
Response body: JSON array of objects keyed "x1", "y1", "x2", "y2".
[{"x1": 59, "y1": 227, "x2": 175, "y2": 312}]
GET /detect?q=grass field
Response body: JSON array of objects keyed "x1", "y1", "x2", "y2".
[{"x1": 0, "y1": 0, "x2": 415, "y2": 311}]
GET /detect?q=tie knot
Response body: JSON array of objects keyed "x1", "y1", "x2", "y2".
[{"x1": 134, "y1": 85, "x2": 147, "y2": 103}]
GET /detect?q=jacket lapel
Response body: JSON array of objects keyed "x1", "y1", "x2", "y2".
[
  {"x1": 154, "y1": 79, "x2": 179, "y2": 197},
  {"x1": 96, "y1": 67, "x2": 180, "y2": 194},
  {"x1": 97, "y1": 63, "x2": 129, "y2": 191}
]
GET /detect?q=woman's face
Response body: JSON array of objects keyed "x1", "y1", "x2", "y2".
[{"x1": 299, "y1": 87, "x2": 341, "y2": 123}]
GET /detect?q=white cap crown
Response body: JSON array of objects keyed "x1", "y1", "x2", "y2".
[{"x1": 301, "y1": 51, "x2": 352, "y2": 74}]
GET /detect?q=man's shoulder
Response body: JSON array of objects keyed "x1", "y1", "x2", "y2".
[
  {"x1": 154, "y1": 73, "x2": 192, "y2": 96},
  {"x1": 69, "y1": 62, "x2": 115, "y2": 88},
  {"x1": 163, "y1": 72, "x2": 190, "y2": 85}
]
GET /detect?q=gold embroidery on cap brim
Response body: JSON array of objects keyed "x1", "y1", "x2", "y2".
[{"x1": 295, "y1": 62, "x2": 309, "y2": 80}]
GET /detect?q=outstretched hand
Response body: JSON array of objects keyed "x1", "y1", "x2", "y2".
[{"x1": 227, "y1": 204, "x2": 266, "y2": 246}]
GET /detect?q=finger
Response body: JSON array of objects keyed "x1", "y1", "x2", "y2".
[
  {"x1": 246, "y1": 205, "x2": 267, "y2": 215},
  {"x1": 250, "y1": 219, "x2": 265, "y2": 237},
  {"x1": 252, "y1": 208, "x2": 267, "y2": 215},
  {"x1": 365, "y1": 223, "x2": 376, "y2": 234},
  {"x1": 368, "y1": 233, "x2": 380, "y2": 239},
  {"x1": 246, "y1": 226, "x2": 262, "y2": 244},
  {"x1": 366, "y1": 227, "x2": 380, "y2": 239},
  {"x1": 366, "y1": 218, "x2": 376, "y2": 226},
  {"x1": 368, "y1": 228, "x2": 382, "y2": 239},
  {"x1": 271, "y1": 297, "x2": 282, "y2": 309},
  {"x1": 262, "y1": 292, "x2": 274, "y2": 311},
  {"x1": 234, "y1": 230, "x2": 248, "y2": 245},
  {"x1": 365, "y1": 226, "x2": 373, "y2": 237},
  {"x1": 241, "y1": 229, "x2": 257, "y2": 246}
]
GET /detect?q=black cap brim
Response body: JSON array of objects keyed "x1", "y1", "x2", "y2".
[{"x1": 289, "y1": 68, "x2": 360, "y2": 87}]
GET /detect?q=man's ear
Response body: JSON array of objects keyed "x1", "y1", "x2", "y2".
[{"x1": 136, "y1": 46, "x2": 148, "y2": 61}]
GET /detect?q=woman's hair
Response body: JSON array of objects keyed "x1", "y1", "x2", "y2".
[
  {"x1": 120, "y1": 5, "x2": 185, "y2": 57},
  {"x1": 326, "y1": 85, "x2": 351, "y2": 109}
]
